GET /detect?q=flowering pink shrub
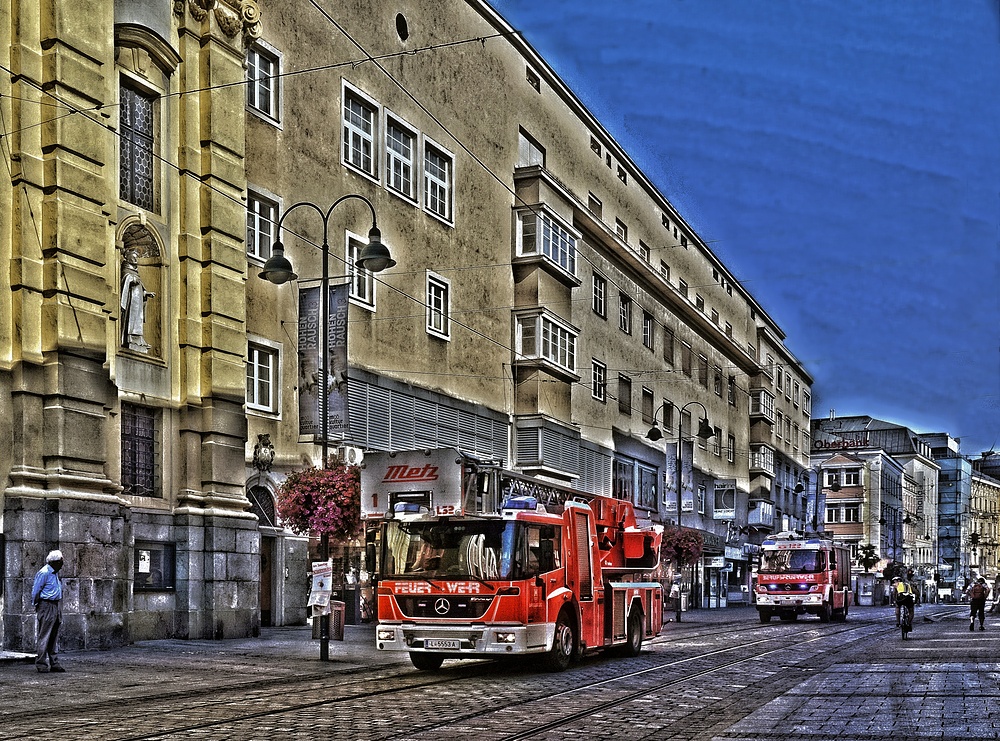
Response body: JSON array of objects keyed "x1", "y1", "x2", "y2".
[
  {"x1": 275, "y1": 465, "x2": 362, "y2": 540},
  {"x1": 661, "y1": 526, "x2": 704, "y2": 568}
]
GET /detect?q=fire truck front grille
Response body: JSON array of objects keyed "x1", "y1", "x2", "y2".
[{"x1": 395, "y1": 595, "x2": 494, "y2": 619}]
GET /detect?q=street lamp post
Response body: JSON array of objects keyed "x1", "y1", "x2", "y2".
[
  {"x1": 259, "y1": 193, "x2": 394, "y2": 661},
  {"x1": 647, "y1": 400, "x2": 714, "y2": 622}
]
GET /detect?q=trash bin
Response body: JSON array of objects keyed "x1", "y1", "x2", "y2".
[
  {"x1": 312, "y1": 601, "x2": 346, "y2": 641},
  {"x1": 330, "y1": 600, "x2": 345, "y2": 640}
]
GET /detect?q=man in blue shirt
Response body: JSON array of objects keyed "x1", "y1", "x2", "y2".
[{"x1": 32, "y1": 550, "x2": 65, "y2": 673}]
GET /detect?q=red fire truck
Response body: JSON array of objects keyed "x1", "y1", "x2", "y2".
[
  {"x1": 361, "y1": 448, "x2": 663, "y2": 671},
  {"x1": 755, "y1": 531, "x2": 853, "y2": 623}
]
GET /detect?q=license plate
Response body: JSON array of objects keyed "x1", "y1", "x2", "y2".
[{"x1": 425, "y1": 639, "x2": 460, "y2": 650}]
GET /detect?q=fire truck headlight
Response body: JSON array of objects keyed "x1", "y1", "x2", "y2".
[
  {"x1": 377, "y1": 628, "x2": 396, "y2": 641},
  {"x1": 495, "y1": 631, "x2": 517, "y2": 644},
  {"x1": 808, "y1": 584, "x2": 822, "y2": 593}
]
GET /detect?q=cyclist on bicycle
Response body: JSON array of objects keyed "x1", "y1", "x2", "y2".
[{"x1": 893, "y1": 576, "x2": 915, "y2": 628}]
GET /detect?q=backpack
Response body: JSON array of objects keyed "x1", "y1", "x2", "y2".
[{"x1": 970, "y1": 583, "x2": 987, "y2": 600}]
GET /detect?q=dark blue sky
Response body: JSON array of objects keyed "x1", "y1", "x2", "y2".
[{"x1": 494, "y1": 0, "x2": 1000, "y2": 457}]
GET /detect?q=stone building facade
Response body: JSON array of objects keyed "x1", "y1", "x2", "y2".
[{"x1": 1, "y1": 0, "x2": 264, "y2": 651}]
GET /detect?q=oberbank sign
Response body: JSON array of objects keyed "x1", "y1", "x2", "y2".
[{"x1": 812, "y1": 433, "x2": 870, "y2": 451}]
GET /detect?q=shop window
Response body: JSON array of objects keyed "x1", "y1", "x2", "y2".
[{"x1": 135, "y1": 541, "x2": 175, "y2": 591}]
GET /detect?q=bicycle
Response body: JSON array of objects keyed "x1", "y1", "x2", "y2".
[{"x1": 899, "y1": 593, "x2": 915, "y2": 640}]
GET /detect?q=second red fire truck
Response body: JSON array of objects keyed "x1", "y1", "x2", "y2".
[
  {"x1": 755, "y1": 531, "x2": 853, "y2": 623},
  {"x1": 361, "y1": 448, "x2": 664, "y2": 670}
]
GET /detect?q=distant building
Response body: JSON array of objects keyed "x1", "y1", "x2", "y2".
[{"x1": 811, "y1": 415, "x2": 939, "y2": 598}]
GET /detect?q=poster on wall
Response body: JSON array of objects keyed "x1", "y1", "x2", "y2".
[
  {"x1": 662, "y1": 440, "x2": 695, "y2": 513},
  {"x1": 298, "y1": 283, "x2": 350, "y2": 442}
]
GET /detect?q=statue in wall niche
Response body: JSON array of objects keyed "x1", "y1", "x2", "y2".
[{"x1": 120, "y1": 247, "x2": 155, "y2": 353}]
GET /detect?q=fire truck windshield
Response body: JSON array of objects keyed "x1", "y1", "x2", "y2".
[
  {"x1": 383, "y1": 520, "x2": 561, "y2": 580},
  {"x1": 759, "y1": 549, "x2": 826, "y2": 574}
]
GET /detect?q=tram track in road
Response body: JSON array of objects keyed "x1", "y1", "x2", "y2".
[
  {"x1": 399, "y1": 616, "x2": 898, "y2": 741},
  {"x1": 3, "y1": 608, "x2": 960, "y2": 740}
]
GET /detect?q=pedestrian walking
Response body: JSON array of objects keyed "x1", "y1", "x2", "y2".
[
  {"x1": 32, "y1": 550, "x2": 66, "y2": 672},
  {"x1": 966, "y1": 576, "x2": 990, "y2": 632}
]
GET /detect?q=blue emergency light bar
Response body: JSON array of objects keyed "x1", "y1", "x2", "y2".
[
  {"x1": 394, "y1": 502, "x2": 423, "y2": 514},
  {"x1": 502, "y1": 496, "x2": 538, "y2": 511}
]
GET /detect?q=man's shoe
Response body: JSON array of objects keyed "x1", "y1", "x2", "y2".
[
  {"x1": 970, "y1": 623, "x2": 975, "y2": 631},
  {"x1": 36, "y1": 664, "x2": 49, "y2": 673},
  {"x1": 980, "y1": 625, "x2": 985, "y2": 631},
  {"x1": 49, "y1": 664, "x2": 66, "y2": 672}
]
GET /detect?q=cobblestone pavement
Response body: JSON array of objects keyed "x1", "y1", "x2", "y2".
[{"x1": 1, "y1": 604, "x2": 998, "y2": 740}]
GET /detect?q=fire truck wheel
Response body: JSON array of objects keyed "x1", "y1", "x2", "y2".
[
  {"x1": 817, "y1": 601, "x2": 833, "y2": 623},
  {"x1": 621, "y1": 610, "x2": 644, "y2": 657},
  {"x1": 544, "y1": 609, "x2": 576, "y2": 672},
  {"x1": 758, "y1": 608, "x2": 773, "y2": 624},
  {"x1": 409, "y1": 652, "x2": 445, "y2": 671}
]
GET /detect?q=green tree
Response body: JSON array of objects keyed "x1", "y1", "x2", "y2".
[{"x1": 857, "y1": 543, "x2": 880, "y2": 573}]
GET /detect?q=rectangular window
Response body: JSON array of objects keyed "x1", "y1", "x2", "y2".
[
  {"x1": 615, "y1": 218, "x2": 628, "y2": 244},
  {"x1": 710, "y1": 309, "x2": 719, "y2": 325},
  {"x1": 712, "y1": 426, "x2": 722, "y2": 456},
  {"x1": 641, "y1": 387, "x2": 655, "y2": 425},
  {"x1": 135, "y1": 541, "x2": 175, "y2": 591},
  {"x1": 642, "y1": 311, "x2": 654, "y2": 349},
  {"x1": 247, "y1": 44, "x2": 280, "y2": 121},
  {"x1": 793, "y1": 381, "x2": 800, "y2": 407},
  {"x1": 638, "y1": 240, "x2": 650, "y2": 263},
  {"x1": 518, "y1": 209, "x2": 577, "y2": 276},
  {"x1": 517, "y1": 128, "x2": 545, "y2": 167},
  {"x1": 587, "y1": 192, "x2": 603, "y2": 218},
  {"x1": 121, "y1": 403, "x2": 159, "y2": 498},
  {"x1": 426, "y1": 273, "x2": 450, "y2": 339},
  {"x1": 618, "y1": 375, "x2": 632, "y2": 415},
  {"x1": 696, "y1": 294, "x2": 705, "y2": 312},
  {"x1": 681, "y1": 342, "x2": 693, "y2": 377},
  {"x1": 678, "y1": 278, "x2": 688, "y2": 297},
  {"x1": 516, "y1": 312, "x2": 577, "y2": 373},
  {"x1": 424, "y1": 142, "x2": 453, "y2": 221},
  {"x1": 727, "y1": 375, "x2": 737, "y2": 406},
  {"x1": 663, "y1": 327, "x2": 675, "y2": 366},
  {"x1": 826, "y1": 507, "x2": 841, "y2": 524},
  {"x1": 660, "y1": 260, "x2": 670, "y2": 281},
  {"x1": 347, "y1": 235, "x2": 375, "y2": 309},
  {"x1": 844, "y1": 468, "x2": 861, "y2": 486},
  {"x1": 246, "y1": 191, "x2": 277, "y2": 262},
  {"x1": 713, "y1": 365, "x2": 723, "y2": 396},
  {"x1": 803, "y1": 390, "x2": 812, "y2": 415},
  {"x1": 727, "y1": 434, "x2": 736, "y2": 463},
  {"x1": 385, "y1": 118, "x2": 416, "y2": 200},
  {"x1": 119, "y1": 82, "x2": 155, "y2": 211},
  {"x1": 619, "y1": 295, "x2": 632, "y2": 334},
  {"x1": 592, "y1": 359, "x2": 607, "y2": 402},
  {"x1": 246, "y1": 343, "x2": 278, "y2": 413},
  {"x1": 825, "y1": 471, "x2": 840, "y2": 489},
  {"x1": 592, "y1": 273, "x2": 607, "y2": 317},
  {"x1": 844, "y1": 506, "x2": 861, "y2": 523},
  {"x1": 660, "y1": 401, "x2": 674, "y2": 433},
  {"x1": 343, "y1": 89, "x2": 377, "y2": 177},
  {"x1": 698, "y1": 354, "x2": 709, "y2": 387}
]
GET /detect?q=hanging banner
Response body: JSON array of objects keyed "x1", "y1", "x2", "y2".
[
  {"x1": 680, "y1": 438, "x2": 694, "y2": 513},
  {"x1": 298, "y1": 284, "x2": 350, "y2": 441},
  {"x1": 662, "y1": 440, "x2": 695, "y2": 513},
  {"x1": 663, "y1": 442, "x2": 678, "y2": 510}
]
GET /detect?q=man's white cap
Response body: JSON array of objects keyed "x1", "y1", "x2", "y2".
[{"x1": 46, "y1": 550, "x2": 64, "y2": 563}]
